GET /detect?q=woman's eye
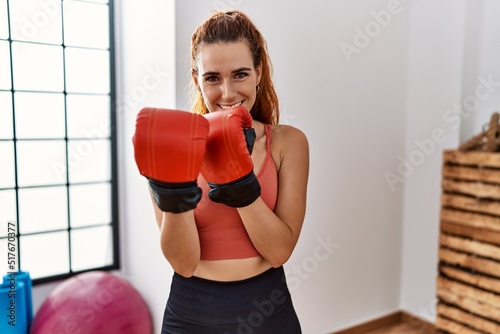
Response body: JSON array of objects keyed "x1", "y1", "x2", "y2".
[
  {"x1": 205, "y1": 76, "x2": 219, "y2": 82},
  {"x1": 235, "y1": 72, "x2": 248, "y2": 79}
]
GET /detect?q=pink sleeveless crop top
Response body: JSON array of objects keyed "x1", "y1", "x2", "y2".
[{"x1": 194, "y1": 124, "x2": 278, "y2": 260}]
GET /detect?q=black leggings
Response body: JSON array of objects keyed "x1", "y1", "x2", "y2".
[{"x1": 161, "y1": 266, "x2": 301, "y2": 334}]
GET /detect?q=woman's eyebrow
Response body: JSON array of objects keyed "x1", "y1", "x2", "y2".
[
  {"x1": 201, "y1": 67, "x2": 252, "y2": 77},
  {"x1": 232, "y1": 67, "x2": 252, "y2": 73},
  {"x1": 201, "y1": 71, "x2": 219, "y2": 77}
]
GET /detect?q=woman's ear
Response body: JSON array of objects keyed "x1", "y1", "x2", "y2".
[
  {"x1": 255, "y1": 62, "x2": 262, "y2": 86},
  {"x1": 191, "y1": 69, "x2": 200, "y2": 92}
]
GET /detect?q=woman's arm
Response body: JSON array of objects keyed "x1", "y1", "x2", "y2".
[
  {"x1": 150, "y1": 191, "x2": 201, "y2": 277},
  {"x1": 237, "y1": 125, "x2": 309, "y2": 267}
]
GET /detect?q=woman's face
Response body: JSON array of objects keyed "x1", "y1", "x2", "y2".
[{"x1": 192, "y1": 41, "x2": 261, "y2": 113}]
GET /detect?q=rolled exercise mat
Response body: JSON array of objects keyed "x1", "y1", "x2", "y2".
[{"x1": 0, "y1": 274, "x2": 29, "y2": 334}]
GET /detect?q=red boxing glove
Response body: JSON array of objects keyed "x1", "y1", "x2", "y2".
[
  {"x1": 201, "y1": 106, "x2": 261, "y2": 207},
  {"x1": 132, "y1": 108, "x2": 209, "y2": 212}
]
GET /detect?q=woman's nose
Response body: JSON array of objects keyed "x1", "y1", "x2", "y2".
[{"x1": 221, "y1": 81, "x2": 236, "y2": 100}]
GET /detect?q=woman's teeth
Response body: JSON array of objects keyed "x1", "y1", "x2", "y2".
[{"x1": 219, "y1": 101, "x2": 243, "y2": 109}]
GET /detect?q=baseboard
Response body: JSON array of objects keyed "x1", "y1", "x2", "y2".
[
  {"x1": 400, "y1": 311, "x2": 436, "y2": 334},
  {"x1": 331, "y1": 310, "x2": 436, "y2": 334},
  {"x1": 332, "y1": 312, "x2": 401, "y2": 334}
]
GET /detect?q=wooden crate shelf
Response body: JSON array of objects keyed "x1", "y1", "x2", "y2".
[{"x1": 437, "y1": 150, "x2": 500, "y2": 334}]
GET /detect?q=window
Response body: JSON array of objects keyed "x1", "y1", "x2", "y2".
[{"x1": 0, "y1": 0, "x2": 119, "y2": 284}]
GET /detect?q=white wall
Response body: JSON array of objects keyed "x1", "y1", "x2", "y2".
[
  {"x1": 32, "y1": 1, "x2": 500, "y2": 333},
  {"x1": 460, "y1": 0, "x2": 500, "y2": 141},
  {"x1": 117, "y1": 0, "x2": 177, "y2": 331},
  {"x1": 399, "y1": 0, "x2": 500, "y2": 323},
  {"x1": 398, "y1": 0, "x2": 465, "y2": 322}
]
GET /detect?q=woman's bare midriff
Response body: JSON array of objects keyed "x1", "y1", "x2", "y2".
[{"x1": 193, "y1": 256, "x2": 272, "y2": 281}]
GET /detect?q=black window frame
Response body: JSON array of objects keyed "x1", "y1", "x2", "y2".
[{"x1": 1, "y1": 0, "x2": 120, "y2": 285}]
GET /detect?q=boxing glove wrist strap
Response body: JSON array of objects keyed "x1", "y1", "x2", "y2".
[
  {"x1": 207, "y1": 171, "x2": 261, "y2": 208},
  {"x1": 149, "y1": 179, "x2": 202, "y2": 213},
  {"x1": 244, "y1": 128, "x2": 256, "y2": 154}
]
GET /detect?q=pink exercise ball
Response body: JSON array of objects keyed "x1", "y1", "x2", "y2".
[{"x1": 31, "y1": 271, "x2": 153, "y2": 334}]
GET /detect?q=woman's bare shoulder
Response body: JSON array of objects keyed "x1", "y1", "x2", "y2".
[
  {"x1": 271, "y1": 124, "x2": 309, "y2": 148},
  {"x1": 270, "y1": 124, "x2": 309, "y2": 168}
]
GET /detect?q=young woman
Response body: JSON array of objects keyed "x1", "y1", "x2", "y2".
[{"x1": 134, "y1": 10, "x2": 309, "y2": 334}]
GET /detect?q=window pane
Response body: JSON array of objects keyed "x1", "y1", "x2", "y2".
[
  {"x1": 67, "y1": 94, "x2": 110, "y2": 139},
  {"x1": 0, "y1": 190, "x2": 17, "y2": 238},
  {"x1": 0, "y1": 40, "x2": 11, "y2": 90},
  {"x1": 71, "y1": 225, "x2": 112, "y2": 272},
  {"x1": 65, "y1": 47, "x2": 109, "y2": 94},
  {"x1": 8, "y1": 0, "x2": 62, "y2": 44},
  {"x1": 3, "y1": 0, "x2": 117, "y2": 283},
  {"x1": 68, "y1": 139, "x2": 111, "y2": 183},
  {"x1": 0, "y1": 142, "x2": 15, "y2": 189},
  {"x1": 20, "y1": 232, "x2": 69, "y2": 279},
  {"x1": 12, "y1": 42, "x2": 64, "y2": 92},
  {"x1": 19, "y1": 186, "x2": 68, "y2": 234},
  {"x1": 0, "y1": 0, "x2": 7, "y2": 39},
  {"x1": 17, "y1": 140, "x2": 67, "y2": 187},
  {"x1": 15, "y1": 92, "x2": 65, "y2": 139},
  {"x1": 0, "y1": 92, "x2": 13, "y2": 139},
  {"x1": 70, "y1": 183, "x2": 111, "y2": 228},
  {"x1": 63, "y1": 1, "x2": 109, "y2": 49}
]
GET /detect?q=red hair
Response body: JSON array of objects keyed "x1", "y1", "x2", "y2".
[{"x1": 190, "y1": 11, "x2": 279, "y2": 125}]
